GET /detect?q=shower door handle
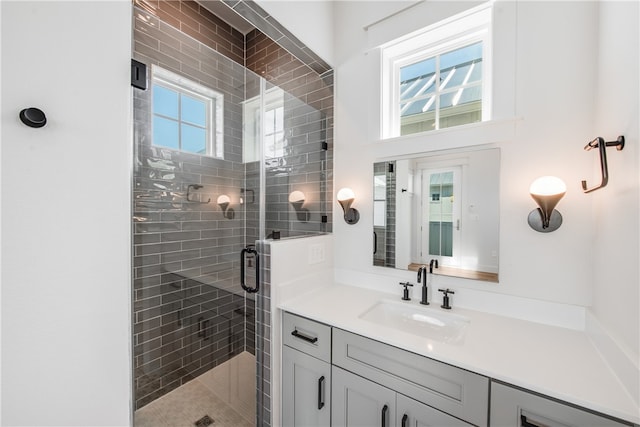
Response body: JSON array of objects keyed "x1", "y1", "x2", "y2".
[{"x1": 241, "y1": 246, "x2": 260, "y2": 293}]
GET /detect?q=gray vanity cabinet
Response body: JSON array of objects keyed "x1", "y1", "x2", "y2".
[
  {"x1": 397, "y1": 394, "x2": 473, "y2": 427},
  {"x1": 332, "y1": 328, "x2": 489, "y2": 427},
  {"x1": 332, "y1": 366, "x2": 396, "y2": 427},
  {"x1": 282, "y1": 312, "x2": 332, "y2": 427},
  {"x1": 490, "y1": 382, "x2": 633, "y2": 427},
  {"x1": 332, "y1": 366, "x2": 472, "y2": 427}
]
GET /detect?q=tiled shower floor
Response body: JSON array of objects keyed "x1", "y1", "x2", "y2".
[{"x1": 134, "y1": 370, "x2": 254, "y2": 427}]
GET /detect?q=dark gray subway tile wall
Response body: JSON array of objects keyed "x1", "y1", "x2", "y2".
[
  {"x1": 133, "y1": 7, "x2": 252, "y2": 410},
  {"x1": 131, "y1": 1, "x2": 334, "y2": 422}
]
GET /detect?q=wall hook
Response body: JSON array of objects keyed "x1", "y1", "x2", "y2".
[
  {"x1": 19, "y1": 107, "x2": 47, "y2": 128},
  {"x1": 581, "y1": 135, "x2": 624, "y2": 193}
]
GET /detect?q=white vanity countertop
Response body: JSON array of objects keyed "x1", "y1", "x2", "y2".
[{"x1": 279, "y1": 283, "x2": 639, "y2": 425}]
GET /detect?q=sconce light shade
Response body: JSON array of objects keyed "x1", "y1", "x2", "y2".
[
  {"x1": 528, "y1": 176, "x2": 566, "y2": 232},
  {"x1": 337, "y1": 187, "x2": 359, "y2": 225},
  {"x1": 288, "y1": 190, "x2": 306, "y2": 204},
  {"x1": 217, "y1": 194, "x2": 234, "y2": 219},
  {"x1": 217, "y1": 194, "x2": 230, "y2": 207}
]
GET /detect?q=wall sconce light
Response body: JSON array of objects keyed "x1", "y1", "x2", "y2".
[
  {"x1": 289, "y1": 190, "x2": 309, "y2": 222},
  {"x1": 217, "y1": 194, "x2": 235, "y2": 220},
  {"x1": 527, "y1": 176, "x2": 566, "y2": 232},
  {"x1": 337, "y1": 187, "x2": 359, "y2": 225}
]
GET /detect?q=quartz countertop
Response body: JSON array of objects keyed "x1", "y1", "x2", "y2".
[{"x1": 279, "y1": 283, "x2": 639, "y2": 425}]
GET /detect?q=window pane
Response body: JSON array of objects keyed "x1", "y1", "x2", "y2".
[
  {"x1": 153, "y1": 116, "x2": 179, "y2": 150},
  {"x1": 181, "y1": 124, "x2": 207, "y2": 154},
  {"x1": 264, "y1": 134, "x2": 275, "y2": 158},
  {"x1": 439, "y1": 86, "x2": 482, "y2": 129},
  {"x1": 374, "y1": 200, "x2": 386, "y2": 227},
  {"x1": 374, "y1": 175, "x2": 387, "y2": 199},
  {"x1": 274, "y1": 131, "x2": 285, "y2": 157},
  {"x1": 264, "y1": 109, "x2": 274, "y2": 135},
  {"x1": 153, "y1": 85, "x2": 179, "y2": 119},
  {"x1": 467, "y1": 60, "x2": 482, "y2": 84},
  {"x1": 400, "y1": 73, "x2": 436, "y2": 101},
  {"x1": 440, "y1": 42, "x2": 482, "y2": 73},
  {"x1": 275, "y1": 107, "x2": 284, "y2": 132},
  {"x1": 401, "y1": 57, "x2": 435, "y2": 82},
  {"x1": 181, "y1": 95, "x2": 206, "y2": 127}
]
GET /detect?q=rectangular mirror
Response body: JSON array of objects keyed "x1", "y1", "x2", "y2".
[{"x1": 373, "y1": 147, "x2": 500, "y2": 282}]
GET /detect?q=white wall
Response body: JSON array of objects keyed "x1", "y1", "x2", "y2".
[
  {"x1": 591, "y1": 0, "x2": 639, "y2": 380},
  {"x1": 269, "y1": 235, "x2": 334, "y2": 427},
  {"x1": 1, "y1": 2, "x2": 132, "y2": 426},
  {"x1": 254, "y1": 0, "x2": 336, "y2": 66},
  {"x1": 332, "y1": 0, "x2": 630, "y2": 306}
]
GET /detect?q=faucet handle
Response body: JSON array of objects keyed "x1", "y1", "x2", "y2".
[
  {"x1": 438, "y1": 288, "x2": 454, "y2": 309},
  {"x1": 399, "y1": 282, "x2": 413, "y2": 301}
]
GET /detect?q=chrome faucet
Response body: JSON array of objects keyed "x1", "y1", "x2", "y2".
[{"x1": 417, "y1": 266, "x2": 429, "y2": 305}]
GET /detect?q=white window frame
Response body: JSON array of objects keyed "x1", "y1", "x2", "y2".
[
  {"x1": 381, "y1": 3, "x2": 492, "y2": 139},
  {"x1": 151, "y1": 65, "x2": 224, "y2": 158}
]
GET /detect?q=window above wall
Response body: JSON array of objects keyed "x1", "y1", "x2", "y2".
[
  {"x1": 381, "y1": 3, "x2": 492, "y2": 139},
  {"x1": 152, "y1": 66, "x2": 224, "y2": 158}
]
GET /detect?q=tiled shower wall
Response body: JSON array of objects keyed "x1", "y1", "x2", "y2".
[
  {"x1": 132, "y1": 5, "x2": 252, "y2": 409},
  {"x1": 246, "y1": 28, "x2": 334, "y2": 238},
  {"x1": 131, "y1": 0, "x2": 334, "y2": 421},
  {"x1": 373, "y1": 162, "x2": 396, "y2": 268}
]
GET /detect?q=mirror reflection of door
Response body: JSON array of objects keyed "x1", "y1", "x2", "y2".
[{"x1": 421, "y1": 167, "x2": 461, "y2": 266}]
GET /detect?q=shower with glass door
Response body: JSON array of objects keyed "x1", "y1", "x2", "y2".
[{"x1": 130, "y1": 2, "x2": 333, "y2": 426}]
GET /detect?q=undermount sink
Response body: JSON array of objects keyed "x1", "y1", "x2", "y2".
[{"x1": 359, "y1": 300, "x2": 470, "y2": 344}]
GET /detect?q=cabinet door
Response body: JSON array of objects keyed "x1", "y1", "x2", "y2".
[
  {"x1": 282, "y1": 346, "x2": 331, "y2": 427},
  {"x1": 397, "y1": 393, "x2": 473, "y2": 427},
  {"x1": 490, "y1": 382, "x2": 632, "y2": 427},
  {"x1": 332, "y1": 366, "x2": 396, "y2": 427}
]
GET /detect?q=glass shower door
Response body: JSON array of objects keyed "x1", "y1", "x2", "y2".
[{"x1": 131, "y1": 8, "x2": 264, "y2": 425}]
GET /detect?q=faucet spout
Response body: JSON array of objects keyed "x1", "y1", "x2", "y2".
[
  {"x1": 418, "y1": 266, "x2": 429, "y2": 305},
  {"x1": 429, "y1": 259, "x2": 439, "y2": 274}
]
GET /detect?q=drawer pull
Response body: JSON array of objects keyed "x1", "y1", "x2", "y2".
[
  {"x1": 382, "y1": 404, "x2": 389, "y2": 427},
  {"x1": 401, "y1": 414, "x2": 408, "y2": 427},
  {"x1": 291, "y1": 329, "x2": 318, "y2": 344},
  {"x1": 318, "y1": 376, "x2": 325, "y2": 409},
  {"x1": 521, "y1": 415, "x2": 543, "y2": 427}
]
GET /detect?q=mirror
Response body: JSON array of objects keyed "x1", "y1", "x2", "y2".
[{"x1": 373, "y1": 147, "x2": 499, "y2": 282}]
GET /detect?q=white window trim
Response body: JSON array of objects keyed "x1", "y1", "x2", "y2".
[
  {"x1": 381, "y1": 3, "x2": 493, "y2": 139},
  {"x1": 151, "y1": 65, "x2": 224, "y2": 158}
]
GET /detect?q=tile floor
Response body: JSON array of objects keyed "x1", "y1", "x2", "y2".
[{"x1": 135, "y1": 353, "x2": 255, "y2": 427}]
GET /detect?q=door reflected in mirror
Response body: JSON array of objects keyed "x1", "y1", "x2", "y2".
[{"x1": 373, "y1": 148, "x2": 499, "y2": 282}]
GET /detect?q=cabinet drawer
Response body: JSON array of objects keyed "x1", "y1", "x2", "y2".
[
  {"x1": 333, "y1": 328, "x2": 489, "y2": 427},
  {"x1": 490, "y1": 382, "x2": 633, "y2": 427},
  {"x1": 283, "y1": 312, "x2": 332, "y2": 363}
]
